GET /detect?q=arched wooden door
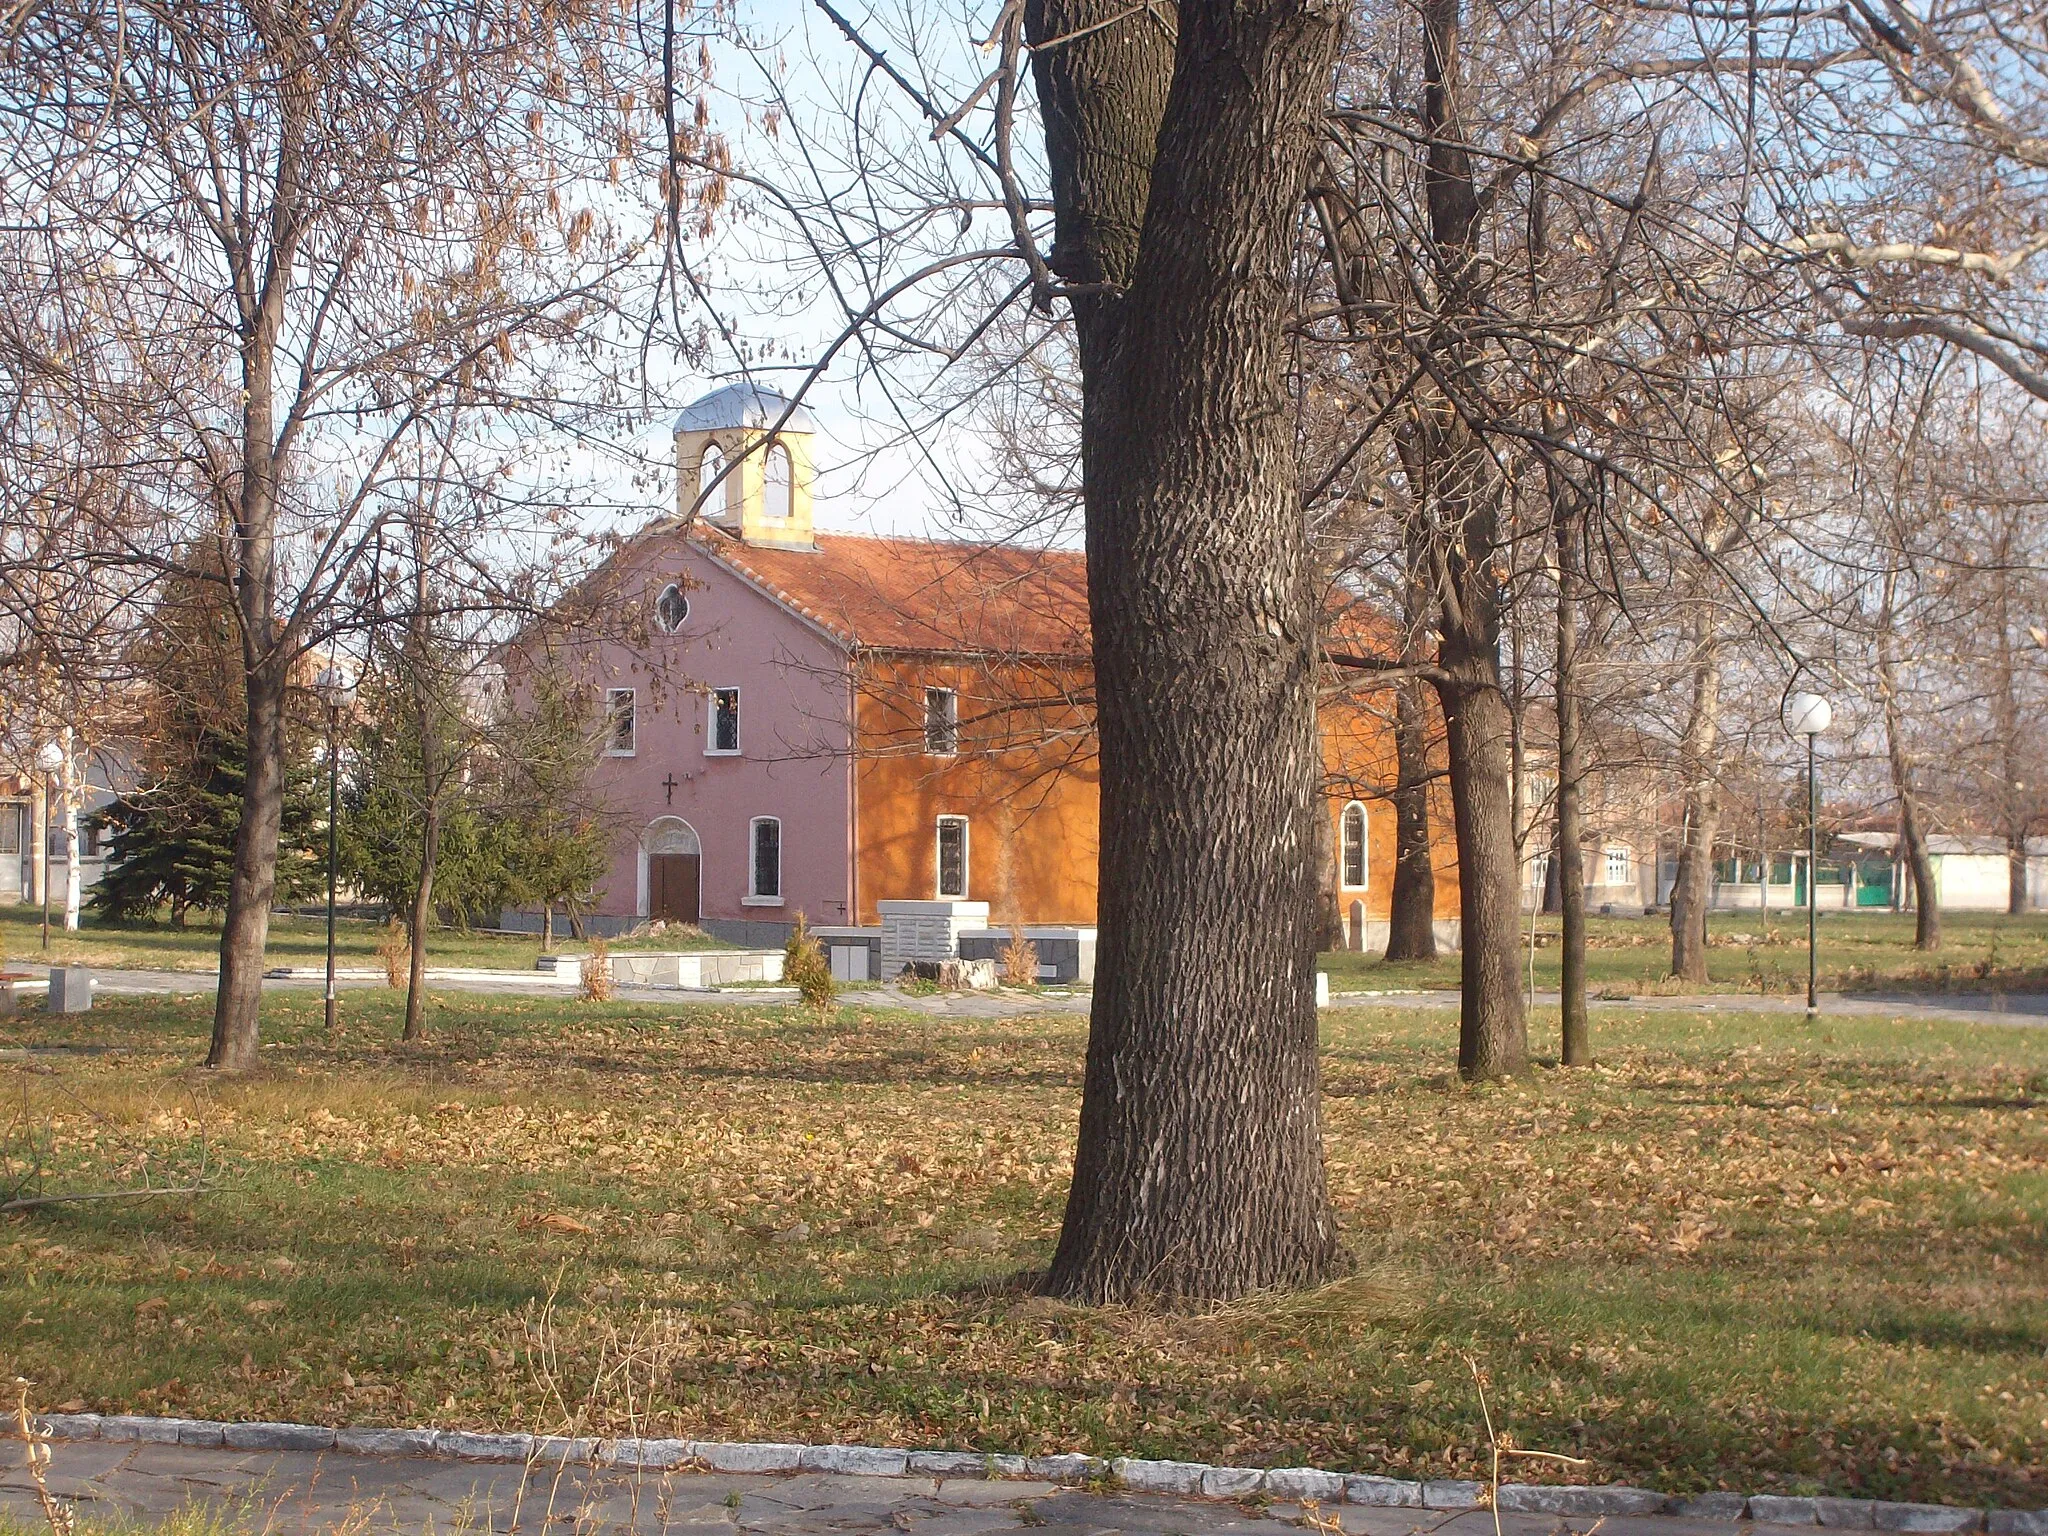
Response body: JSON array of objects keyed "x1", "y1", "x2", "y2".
[{"x1": 646, "y1": 819, "x2": 701, "y2": 924}]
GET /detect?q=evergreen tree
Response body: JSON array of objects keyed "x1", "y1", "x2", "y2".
[
  {"x1": 92, "y1": 565, "x2": 325, "y2": 925},
  {"x1": 92, "y1": 726, "x2": 324, "y2": 924}
]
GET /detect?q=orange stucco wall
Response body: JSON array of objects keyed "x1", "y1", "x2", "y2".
[
  {"x1": 1319, "y1": 688, "x2": 1462, "y2": 927},
  {"x1": 851, "y1": 658, "x2": 1461, "y2": 936},
  {"x1": 852, "y1": 656, "x2": 1100, "y2": 925}
]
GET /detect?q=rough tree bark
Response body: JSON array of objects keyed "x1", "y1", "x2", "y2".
[
  {"x1": 402, "y1": 523, "x2": 445, "y2": 1044},
  {"x1": 1385, "y1": 678, "x2": 1438, "y2": 960},
  {"x1": 1552, "y1": 482, "x2": 1589, "y2": 1066},
  {"x1": 1030, "y1": 0, "x2": 1350, "y2": 1302}
]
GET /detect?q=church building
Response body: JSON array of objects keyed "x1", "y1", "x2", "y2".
[{"x1": 510, "y1": 383, "x2": 1454, "y2": 972}]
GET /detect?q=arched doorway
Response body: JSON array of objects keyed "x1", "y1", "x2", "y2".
[{"x1": 644, "y1": 818, "x2": 701, "y2": 924}]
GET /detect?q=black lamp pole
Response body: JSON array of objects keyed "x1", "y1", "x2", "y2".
[
  {"x1": 1807, "y1": 731, "x2": 1819, "y2": 1018},
  {"x1": 324, "y1": 701, "x2": 341, "y2": 1035},
  {"x1": 39, "y1": 767, "x2": 52, "y2": 952}
]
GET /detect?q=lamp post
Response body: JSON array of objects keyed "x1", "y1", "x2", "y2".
[
  {"x1": 314, "y1": 667, "x2": 356, "y2": 1035},
  {"x1": 34, "y1": 740, "x2": 64, "y2": 951},
  {"x1": 1784, "y1": 691, "x2": 1833, "y2": 1017}
]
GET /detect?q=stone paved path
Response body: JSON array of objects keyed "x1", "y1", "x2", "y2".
[
  {"x1": 0, "y1": 1441, "x2": 1763, "y2": 1536},
  {"x1": 22, "y1": 966, "x2": 2048, "y2": 1026}
]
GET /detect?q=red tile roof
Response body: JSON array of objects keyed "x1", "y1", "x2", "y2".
[{"x1": 700, "y1": 528, "x2": 1091, "y2": 659}]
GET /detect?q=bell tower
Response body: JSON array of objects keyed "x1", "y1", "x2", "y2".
[{"x1": 675, "y1": 382, "x2": 818, "y2": 551}]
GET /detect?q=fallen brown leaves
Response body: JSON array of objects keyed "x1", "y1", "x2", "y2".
[{"x1": 1, "y1": 992, "x2": 2043, "y2": 1510}]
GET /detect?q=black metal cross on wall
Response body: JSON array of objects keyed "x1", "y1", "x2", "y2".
[{"x1": 662, "y1": 773, "x2": 679, "y2": 805}]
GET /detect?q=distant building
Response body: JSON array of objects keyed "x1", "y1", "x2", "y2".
[{"x1": 509, "y1": 383, "x2": 1462, "y2": 963}]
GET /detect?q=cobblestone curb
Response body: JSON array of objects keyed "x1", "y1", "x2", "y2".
[{"x1": 21, "y1": 1414, "x2": 2046, "y2": 1534}]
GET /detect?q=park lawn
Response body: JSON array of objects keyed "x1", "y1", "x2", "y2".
[
  {"x1": 1321, "y1": 910, "x2": 2048, "y2": 999},
  {"x1": 2, "y1": 991, "x2": 2044, "y2": 1510},
  {"x1": 0, "y1": 906, "x2": 730, "y2": 977}
]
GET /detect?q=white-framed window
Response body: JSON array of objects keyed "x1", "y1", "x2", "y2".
[
  {"x1": 698, "y1": 443, "x2": 725, "y2": 512},
  {"x1": 605, "y1": 688, "x2": 637, "y2": 756},
  {"x1": 763, "y1": 444, "x2": 792, "y2": 520},
  {"x1": 1340, "y1": 800, "x2": 1368, "y2": 889},
  {"x1": 707, "y1": 687, "x2": 740, "y2": 755},
  {"x1": 748, "y1": 816, "x2": 782, "y2": 902},
  {"x1": 654, "y1": 583, "x2": 689, "y2": 633},
  {"x1": 1604, "y1": 846, "x2": 1632, "y2": 886},
  {"x1": 936, "y1": 816, "x2": 969, "y2": 899},
  {"x1": 924, "y1": 687, "x2": 959, "y2": 755}
]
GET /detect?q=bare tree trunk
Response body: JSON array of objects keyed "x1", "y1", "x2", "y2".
[
  {"x1": 209, "y1": 659, "x2": 289, "y2": 1070},
  {"x1": 1669, "y1": 607, "x2": 1724, "y2": 983},
  {"x1": 1416, "y1": 0, "x2": 1526, "y2": 1080},
  {"x1": 1311, "y1": 794, "x2": 1344, "y2": 951},
  {"x1": 1553, "y1": 485, "x2": 1589, "y2": 1066},
  {"x1": 403, "y1": 799, "x2": 438, "y2": 1042},
  {"x1": 1032, "y1": 0, "x2": 1350, "y2": 1302},
  {"x1": 207, "y1": 80, "x2": 308, "y2": 1073},
  {"x1": 1878, "y1": 617, "x2": 1940, "y2": 951},
  {"x1": 1384, "y1": 678, "x2": 1437, "y2": 960}
]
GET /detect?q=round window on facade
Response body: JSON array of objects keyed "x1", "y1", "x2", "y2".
[{"x1": 655, "y1": 583, "x2": 689, "y2": 633}]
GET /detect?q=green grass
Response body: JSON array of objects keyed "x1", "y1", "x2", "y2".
[
  {"x1": 4, "y1": 989, "x2": 2045, "y2": 1507},
  {"x1": 0, "y1": 905, "x2": 732, "y2": 977},
  {"x1": 1321, "y1": 910, "x2": 2048, "y2": 998}
]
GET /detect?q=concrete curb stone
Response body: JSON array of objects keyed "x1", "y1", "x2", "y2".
[
  {"x1": 437, "y1": 1431, "x2": 533, "y2": 1462},
  {"x1": 1876, "y1": 1504, "x2": 1986, "y2": 1532},
  {"x1": 335, "y1": 1428, "x2": 438, "y2": 1458},
  {"x1": 909, "y1": 1451, "x2": 994, "y2": 1479},
  {"x1": 533, "y1": 1436, "x2": 601, "y2": 1467},
  {"x1": 18, "y1": 1413, "x2": 2045, "y2": 1534},
  {"x1": 1753, "y1": 1496, "x2": 1823, "y2": 1526},
  {"x1": 1498, "y1": 1485, "x2": 1671, "y2": 1516},
  {"x1": 695, "y1": 1441, "x2": 805, "y2": 1474},
  {"x1": 1345, "y1": 1476, "x2": 1424, "y2": 1508},
  {"x1": 1424, "y1": 1480, "x2": 1487, "y2": 1510},
  {"x1": 225, "y1": 1422, "x2": 336, "y2": 1453},
  {"x1": 1027, "y1": 1454, "x2": 1104, "y2": 1482},
  {"x1": 1113, "y1": 1458, "x2": 1210, "y2": 1496},
  {"x1": 1675, "y1": 1494, "x2": 1752, "y2": 1521},
  {"x1": 98, "y1": 1416, "x2": 214, "y2": 1445},
  {"x1": 606, "y1": 1437, "x2": 690, "y2": 1469},
  {"x1": 31, "y1": 1415, "x2": 102, "y2": 1441},
  {"x1": 1201, "y1": 1467, "x2": 1264, "y2": 1498},
  {"x1": 800, "y1": 1445, "x2": 911, "y2": 1477},
  {"x1": 1267, "y1": 1469, "x2": 1348, "y2": 1502}
]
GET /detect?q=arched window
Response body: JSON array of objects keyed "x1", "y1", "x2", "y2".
[
  {"x1": 763, "y1": 443, "x2": 792, "y2": 520},
  {"x1": 698, "y1": 443, "x2": 725, "y2": 514},
  {"x1": 750, "y1": 816, "x2": 782, "y2": 901},
  {"x1": 1341, "y1": 801, "x2": 1368, "y2": 889},
  {"x1": 654, "y1": 583, "x2": 689, "y2": 633}
]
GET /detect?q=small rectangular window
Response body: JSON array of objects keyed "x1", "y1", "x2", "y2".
[
  {"x1": 1604, "y1": 847, "x2": 1631, "y2": 886},
  {"x1": 709, "y1": 688, "x2": 740, "y2": 754},
  {"x1": 605, "y1": 688, "x2": 637, "y2": 755},
  {"x1": 0, "y1": 805, "x2": 20, "y2": 856},
  {"x1": 751, "y1": 817, "x2": 781, "y2": 900},
  {"x1": 936, "y1": 816, "x2": 968, "y2": 899},
  {"x1": 924, "y1": 687, "x2": 959, "y2": 755}
]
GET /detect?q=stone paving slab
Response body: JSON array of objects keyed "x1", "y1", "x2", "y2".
[{"x1": 0, "y1": 1441, "x2": 1857, "y2": 1536}]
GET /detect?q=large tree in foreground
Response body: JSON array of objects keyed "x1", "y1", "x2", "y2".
[{"x1": 1021, "y1": 0, "x2": 1349, "y2": 1302}]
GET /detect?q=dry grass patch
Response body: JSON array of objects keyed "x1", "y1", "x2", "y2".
[{"x1": 2, "y1": 990, "x2": 2043, "y2": 1510}]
